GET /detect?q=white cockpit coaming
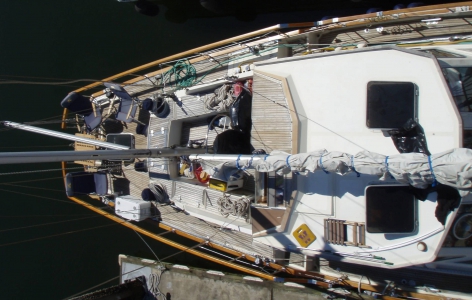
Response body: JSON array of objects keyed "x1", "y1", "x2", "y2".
[{"x1": 251, "y1": 45, "x2": 464, "y2": 268}]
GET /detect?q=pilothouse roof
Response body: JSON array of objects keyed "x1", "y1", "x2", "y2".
[{"x1": 254, "y1": 45, "x2": 462, "y2": 154}]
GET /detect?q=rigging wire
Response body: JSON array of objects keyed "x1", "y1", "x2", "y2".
[
  {"x1": 0, "y1": 78, "x2": 103, "y2": 85},
  {"x1": 63, "y1": 239, "x2": 204, "y2": 299},
  {"x1": 0, "y1": 78, "x2": 161, "y2": 87},
  {"x1": 133, "y1": 230, "x2": 163, "y2": 265},
  {"x1": 0, "y1": 166, "x2": 84, "y2": 177},
  {"x1": 0, "y1": 213, "x2": 96, "y2": 218},
  {"x1": 0, "y1": 222, "x2": 119, "y2": 248},
  {"x1": 199, "y1": 246, "x2": 270, "y2": 274},
  {"x1": 0, "y1": 170, "x2": 115, "y2": 187},
  {"x1": 0, "y1": 215, "x2": 100, "y2": 233},
  {"x1": 2, "y1": 183, "x2": 67, "y2": 193},
  {"x1": 65, "y1": 202, "x2": 276, "y2": 300},
  {"x1": 64, "y1": 193, "x2": 260, "y2": 299},
  {"x1": 0, "y1": 187, "x2": 84, "y2": 205},
  {"x1": 133, "y1": 230, "x2": 167, "y2": 300},
  {"x1": 0, "y1": 144, "x2": 70, "y2": 149}
]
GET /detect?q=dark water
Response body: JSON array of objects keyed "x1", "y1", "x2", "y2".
[{"x1": 0, "y1": 1, "x2": 351, "y2": 298}]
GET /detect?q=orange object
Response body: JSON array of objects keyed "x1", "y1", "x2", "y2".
[
  {"x1": 233, "y1": 82, "x2": 244, "y2": 97},
  {"x1": 195, "y1": 166, "x2": 210, "y2": 183}
]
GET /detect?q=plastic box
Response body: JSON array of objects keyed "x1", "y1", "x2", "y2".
[
  {"x1": 209, "y1": 178, "x2": 244, "y2": 192},
  {"x1": 115, "y1": 195, "x2": 151, "y2": 221}
]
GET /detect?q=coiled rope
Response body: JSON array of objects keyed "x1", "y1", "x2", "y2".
[
  {"x1": 148, "y1": 272, "x2": 166, "y2": 300},
  {"x1": 204, "y1": 83, "x2": 235, "y2": 112},
  {"x1": 149, "y1": 182, "x2": 170, "y2": 203},
  {"x1": 158, "y1": 59, "x2": 197, "y2": 88},
  {"x1": 217, "y1": 194, "x2": 251, "y2": 220}
]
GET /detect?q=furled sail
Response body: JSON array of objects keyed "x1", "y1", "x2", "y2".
[{"x1": 207, "y1": 148, "x2": 472, "y2": 196}]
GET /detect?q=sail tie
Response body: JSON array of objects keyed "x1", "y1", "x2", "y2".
[
  {"x1": 236, "y1": 154, "x2": 257, "y2": 171},
  {"x1": 384, "y1": 156, "x2": 394, "y2": 179},
  {"x1": 319, "y1": 154, "x2": 329, "y2": 174},
  {"x1": 236, "y1": 154, "x2": 242, "y2": 169},
  {"x1": 351, "y1": 155, "x2": 360, "y2": 177},
  {"x1": 428, "y1": 155, "x2": 438, "y2": 187},
  {"x1": 286, "y1": 155, "x2": 291, "y2": 168}
]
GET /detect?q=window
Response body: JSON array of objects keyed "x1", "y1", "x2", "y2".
[
  {"x1": 366, "y1": 185, "x2": 416, "y2": 233},
  {"x1": 366, "y1": 81, "x2": 417, "y2": 129},
  {"x1": 442, "y1": 67, "x2": 472, "y2": 112}
]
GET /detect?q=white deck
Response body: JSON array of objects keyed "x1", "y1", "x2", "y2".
[{"x1": 252, "y1": 46, "x2": 463, "y2": 268}]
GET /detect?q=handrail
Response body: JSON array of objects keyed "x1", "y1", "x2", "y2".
[
  {"x1": 72, "y1": 1, "x2": 472, "y2": 96},
  {"x1": 73, "y1": 24, "x2": 284, "y2": 94},
  {"x1": 310, "y1": 1, "x2": 472, "y2": 27},
  {"x1": 61, "y1": 1, "x2": 472, "y2": 129}
]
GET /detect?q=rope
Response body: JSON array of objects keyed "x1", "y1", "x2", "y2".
[
  {"x1": 148, "y1": 273, "x2": 166, "y2": 300},
  {"x1": 216, "y1": 194, "x2": 251, "y2": 219},
  {"x1": 149, "y1": 182, "x2": 170, "y2": 203},
  {"x1": 203, "y1": 83, "x2": 235, "y2": 111},
  {"x1": 157, "y1": 59, "x2": 196, "y2": 88}
]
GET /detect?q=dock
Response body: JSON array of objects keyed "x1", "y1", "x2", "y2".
[{"x1": 119, "y1": 254, "x2": 343, "y2": 300}]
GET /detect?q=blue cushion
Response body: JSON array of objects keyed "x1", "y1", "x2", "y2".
[
  {"x1": 65, "y1": 172, "x2": 96, "y2": 197},
  {"x1": 116, "y1": 99, "x2": 137, "y2": 123},
  {"x1": 104, "y1": 82, "x2": 133, "y2": 100},
  {"x1": 142, "y1": 98, "x2": 153, "y2": 111},
  {"x1": 136, "y1": 124, "x2": 148, "y2": 136},
  {"x1": 93, "y1": 172, "x2": 108, "y2": 195},
  {"x1": 84, "y1": 112, "x2": 102, "y2": 132},
  {"x1": 61, "y1": 92, "x2": 93, "y2": 114},
  {"x1": 65, "y1": 171, "x2": 108, "y2": 196}
]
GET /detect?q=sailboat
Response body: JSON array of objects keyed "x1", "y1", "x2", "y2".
[{"x1": 2, "y1": 2, "x2": 472, "y2": 298}]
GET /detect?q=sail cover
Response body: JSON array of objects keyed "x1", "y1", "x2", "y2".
[{"x1": 208, "y1": 148, "x2": 472, "y2": 196}]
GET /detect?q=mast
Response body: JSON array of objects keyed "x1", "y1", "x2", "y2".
[
  {"x1": 0, "y1": 121, "x2": 266, "y2": 164},
  {"x1": 0, "y1": 148, "x2": 205, "y2": 164},
  {"x1": 1, "y1": 121, "x2": 129, "y2": 150}
]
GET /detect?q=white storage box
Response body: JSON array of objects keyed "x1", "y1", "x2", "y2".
[{"x1": 115, "y1": 195, "x2": 151, "y2": 221}]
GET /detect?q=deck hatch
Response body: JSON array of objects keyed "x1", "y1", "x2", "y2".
[
  {"x1": 366, "y1": 81, "x2": 417, "y2": 129},
  {"x1": 365, "y1": 185, "x2": 416, "y2": 233}
]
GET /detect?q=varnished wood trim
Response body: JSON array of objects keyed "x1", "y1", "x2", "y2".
[
  {"x1": 310, "y1": 2, "x2": 472, "y2": 27},
  {"x1": 75, "y1": 24, "x2": 284, "y2": 94},
  {"x1": 90, "y1": 29, "x2": 304, "y2": 97}
]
